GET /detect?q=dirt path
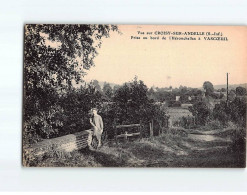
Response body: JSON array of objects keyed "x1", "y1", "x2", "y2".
[
  {"x1": 142, "y1": 133, "x2": 236, "y2": 167},
  {"x1": 187, "y1": 133, "x2": 231, "y2": 142},
  {"x1": 186, "y1": 128, "x2": 234, "y2": 135}
]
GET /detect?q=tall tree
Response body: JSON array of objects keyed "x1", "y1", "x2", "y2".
[
  {"x1": 103, "y1": 82, "x2": 113, "y2": 99},
  {"x1": 92, "y1": 80, "x2": 103, "y2": 93},
  {"x1": 113, "y1": 77, "x2": 150, "y2": 124},
  {"x1": 203, "y1": 81, "x2": 214, "y2": 96}
]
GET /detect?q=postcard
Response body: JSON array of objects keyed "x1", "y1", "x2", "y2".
[{"x1": 23, "y1": 24, "x2": 246, "y2": 167}]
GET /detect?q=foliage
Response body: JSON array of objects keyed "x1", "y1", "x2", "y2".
[
  {"x1": 212, "y1": 97, "x2": 246, "y2": 128},
  {"x1": 180, "y1": 116, "x2": 195, "y2": 129},
  {"x1": 112, "y1": 77, "x2": 168, "y2": 136},
  {"x1": 212, "y1": 102, "x2": 230, "y2": 126},
  {"x1": 92, "y1": 80, "x2": 103, "y2": 94},
  {"x1": 236, "y1": 86, "x2": 246, "y2": 96},
  {"x1": 228, "y1": 89, "x2": 236, "y2": 101},
  {"x1": 113, "y1": 77, "x2": 150, "y2": 124},
  {"x1": 60, "y1": 83, "x2": 103, "y2": 136},
  {"x1": 203, "y1": 81, "x2": 214, "y2": 96},
  {"x1": 168, "y1": 100, "x2": 181, "y2": 107},
  {"x1": 189, "y1": 101, "x2": 211, "y2": 126},
  {"x1": 24, "y1": 24, "x2": 118, "y2": 145},
  {"x1": 207, "y1": 120, "x2": 224, "y2": 130},
  {"x1": 102, "y1": 82, "x2": 113, "y2": 100},
  {"x1": 228, "y1": 97, "x2": 246, "y2": 127},
  {"x1": 97, "y1": 102, "x2": 116, "y2": 138}
]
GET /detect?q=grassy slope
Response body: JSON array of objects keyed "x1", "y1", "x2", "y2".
[{"x1": 34, "y1": 130, "x2": 245, "y2": 168}]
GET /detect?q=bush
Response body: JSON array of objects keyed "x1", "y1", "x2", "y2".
[
  {"x1": 167, "y1": 100, "x2": 181, "y2": 107},
  {"x1": 165, "y1": 127, "x2": 188, "y2": 137},
  {"x1": 189, "y1": 101, "x2": 211, "y2": 126},
  {"x1": 226, "y1": 121, "x2": 238, "y2": 129},
  {"x1": 207, "y1": 120, "x2": 223, "y2": 130}
]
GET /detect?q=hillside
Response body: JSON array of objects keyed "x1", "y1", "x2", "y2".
[
  {"x1": 213, "y1": 83, "x2": 247, "y2": 90},
  {"x1": 74, "y1": 79, "x2": 247, "y2": 91}
]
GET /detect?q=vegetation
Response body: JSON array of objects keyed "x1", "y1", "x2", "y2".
[{"x1": 203, "y1": 81, "x2": 214, "y2": 96}]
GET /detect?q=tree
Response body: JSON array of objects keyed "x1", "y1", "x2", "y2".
[
  {"x1": 147, "y1": 87, "x2": 156, "y2": 101},
  {"x1": 113, "y1": 77, "x2": 150, "y2": 124},
  {"x1": 221, "y1": 88, "x2": 226, "y2": 92},
  {"x1": 212, "y1": 102, "x2": 230, "y2": 126},
  {"x1": 92, "y1": 80, "x2": 103, "y2": 93},
  {"x1": 189, "y1": 101, "x2": 211, "y2": 126},
  {"x1": 112, "y1": 77, "x2": 168, "y2": 136},
  {"x1": 228, "y1": 89, "x2": 236, "y2": 101},
  {"x1": 113, "y1": 85, "x2": 121, "y2": 94},
  {"x1": 228, "y1": 97, "x2": 246, "y2": 127},
  {"x1": 23, "y1": 24, "x2": 118, "y2": 144},
  {"x1": 103, "y1": 82, "x2": 113, "y2": 99},
  {"x1": 203, "y1": 81, "x2": 214, "y2": 96},
  {"x1": 236, "y1": 86, "x2": 247, "y2": 96},
  {"x1": 212, "y1": 97, "x2": 246, "y2": 128},
  {"x1": 24, "y1": 25, "x2": 118, "y2": 92},
  {"x1": 61, "y1": 84, "x2": 103, "y2": 136}
]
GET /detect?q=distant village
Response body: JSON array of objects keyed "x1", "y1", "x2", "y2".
[{"x1": 144, "y1": 82, "x2": 247, "y2": 128}]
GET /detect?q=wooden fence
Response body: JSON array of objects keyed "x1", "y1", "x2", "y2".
[{"x1": 114, "y1": 123, "x2": 141, "y2": 141}]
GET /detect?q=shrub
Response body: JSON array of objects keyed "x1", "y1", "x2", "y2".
[
  {"x1": 207, "y1": 120, "x2": 223, "y2": 130},
  {"x1": 189, "y1": 101, "x2": 211, "y2": 126},
  {"x1": 226, "y1": 121, "x2": 238, "y2": 130}
]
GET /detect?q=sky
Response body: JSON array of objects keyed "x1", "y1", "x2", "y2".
[{"x1": 84, "y1": 25, "x2": 247, "y2": 88}]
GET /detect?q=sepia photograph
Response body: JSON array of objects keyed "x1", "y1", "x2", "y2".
[{"x1": 22, "y1": 24, "x2": 246, "y2": 168}]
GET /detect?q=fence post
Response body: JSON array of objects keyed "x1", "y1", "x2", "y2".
[
  {"x1": 113, "y1": 119, "x2": 117, "y2": 143},
  {"x1": 152, "y1": 119, "x2": 155, "y2": 135},
  {"x1": 139, "y1": 120, "x2": 143, "y2": 138},
  {"x1": 124, "y1": 131, "x2": 128, "y2": 142},
  {"x1": 150, "y1": 121, "x2": 153, "y2": 137}
]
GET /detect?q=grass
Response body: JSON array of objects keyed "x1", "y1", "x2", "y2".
[
  {"x1": 167, "y1": 107, "x2": 193, "y2": 119},
  {"x1": 27, "y1": 127, "x2": 246, "y2": 168}
]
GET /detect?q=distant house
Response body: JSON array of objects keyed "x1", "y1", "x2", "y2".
[
  {"x1": 181, "y1": 103, "x2": 193, "y2": 109},
  {"x1": 164, "y1": 89, "x2": 172, "y2": 92},
  {"x1": 213, "y1": 99, "x2": 222, "y2": 105},
  {"x1": 175, "y1": 96, "x2": 180, "y2": 101}
]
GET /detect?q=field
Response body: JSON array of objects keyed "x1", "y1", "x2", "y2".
[
  {"x1": 30, "y1": 127, "x2": 246, "y2": 168},
  {"x1": 167, "y1": 107, "x2": 193, "y2": 120}
]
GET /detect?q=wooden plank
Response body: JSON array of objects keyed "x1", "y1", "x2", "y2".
[
  {"x1": 116, "y1": 132, "x2": 140, "y2": 138},
  {"x1": 149, "y1": 122, "x2": 153, "y2": 137},
  {"x1": 116, "y1": 124, "x2": 140, "y2": 128}
]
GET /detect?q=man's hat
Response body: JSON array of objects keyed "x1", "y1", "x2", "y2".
[{"x1": 91, "y1": 108, "x2": 98, "y2": 111}]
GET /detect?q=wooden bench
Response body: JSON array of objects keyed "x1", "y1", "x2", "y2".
[{"x1": 114, "y1": 123, "x2": 141, "y2": 142}]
